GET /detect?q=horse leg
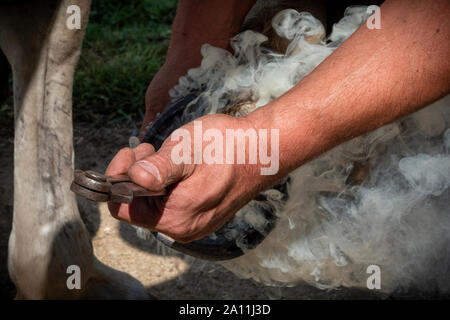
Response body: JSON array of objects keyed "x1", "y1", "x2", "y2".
[{"x1": 0, "y1": 0, "x2": 147, "y2": 299}]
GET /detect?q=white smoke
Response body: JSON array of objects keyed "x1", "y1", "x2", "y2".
[{"x1": 160, "y1": 7, "x2": 450, "y2": 293}]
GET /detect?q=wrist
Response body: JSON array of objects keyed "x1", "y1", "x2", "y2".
[{"x1": 245, "y1": 96, "x2": 329, "y2": 178}]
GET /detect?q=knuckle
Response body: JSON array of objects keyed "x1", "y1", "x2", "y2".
[
  {"x1": 168, "y1": 225, "x2": 188, "y2": 239},
  {"x1": 107, "y1": 147, "x2": 133, "y2": 173},
  {"x1": 135, "y1": 143, "x2": 155, "y2": 157},
  {"x1": 165, "y1": 218, "x2": 197, "y2": 241},
  {"x1": 128, "y1": 161, "x2": 162, "y2": 190},
  {"x1": 117, "y1": 147, "x2": 132, "y2": 156}
]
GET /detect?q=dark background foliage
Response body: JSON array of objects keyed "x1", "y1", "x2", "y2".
[{"x1": 0, "y1": 0, "x2": 178, "y2": 131}]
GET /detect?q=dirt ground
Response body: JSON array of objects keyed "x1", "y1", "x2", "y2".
[{"x1": 0, "y1": 122, "x2": 387, "y2": 300}]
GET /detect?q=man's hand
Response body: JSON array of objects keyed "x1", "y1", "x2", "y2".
[
  {"x1": 139, "y1": 0, "x2": 256, "y2": 139},
  {"x1": 108, "y1": 114, "x2": 270, "y2": 243},
  {"x1": 139, "y1": 59, "x2": 195, "y2": 139},
  {"x1": 118, "y1": 0, "x2": 449, "y2": 244}
]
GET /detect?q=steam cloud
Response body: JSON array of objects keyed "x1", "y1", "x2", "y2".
[{"x1": 146, "y1": 7, "x2": 450, "y2": 293}]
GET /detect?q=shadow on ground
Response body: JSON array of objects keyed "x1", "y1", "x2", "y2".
[{"x1": 4, "y1": 122, "x2": 432, "y2": 300}]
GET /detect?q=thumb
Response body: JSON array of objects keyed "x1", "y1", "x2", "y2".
[{"x1": 128, "y1": 149, "x2": 187, "y2": 192}]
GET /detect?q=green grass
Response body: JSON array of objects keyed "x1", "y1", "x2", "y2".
[
  {"x1": 0, "y1": 0, "x2": 177, "y2": 133},
  {"x1": 73, "y1": 0, "x2": 178, "y2": 123}
]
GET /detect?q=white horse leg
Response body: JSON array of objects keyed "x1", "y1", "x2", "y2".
[{"x1": 0, "y1": 0, "x2": 147, "y2": 299}]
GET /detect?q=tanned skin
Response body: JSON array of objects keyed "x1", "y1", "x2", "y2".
[
  {"x1": 140, "y1": 0, "x2": 256, "y2": 138},
  {"x1": 108, "y1": 0, "x2": 450, "y2": 243}
]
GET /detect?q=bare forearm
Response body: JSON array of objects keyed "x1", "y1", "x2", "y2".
[
  {"x1": 143, "y1": 0, "x2": 255, "y2": 129},
  {"x1": 167, "y1": 0, "x2": 256, "y2": 63},
  {"x1": 249, "y1": 0, "x2": 450, "y2": 177}
]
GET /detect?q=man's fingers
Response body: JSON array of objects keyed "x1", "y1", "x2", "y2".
[
  {"x1": 105, "y1": 147, "x2": 136, "y2": 176},
  {"x1": 108, "y1": 197, "x2": 163, "y2": 228},
  {"x1": 128, "y1": 150, "x2": 187, "y2": 192},
  {"x1": 133, "y1": 142, "x2": 155, "y2": 160},
  {"x1": 105, "y1": 143, "x2": 155, "y2": 177}
]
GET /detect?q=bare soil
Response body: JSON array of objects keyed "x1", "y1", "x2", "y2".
[{"x1": 0, "y1": 122, "x2": 385, "y2": 300}]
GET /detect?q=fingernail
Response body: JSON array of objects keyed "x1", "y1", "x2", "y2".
[{"x1": 136, "y1": 160, "x2": 161, "y2": 182}]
